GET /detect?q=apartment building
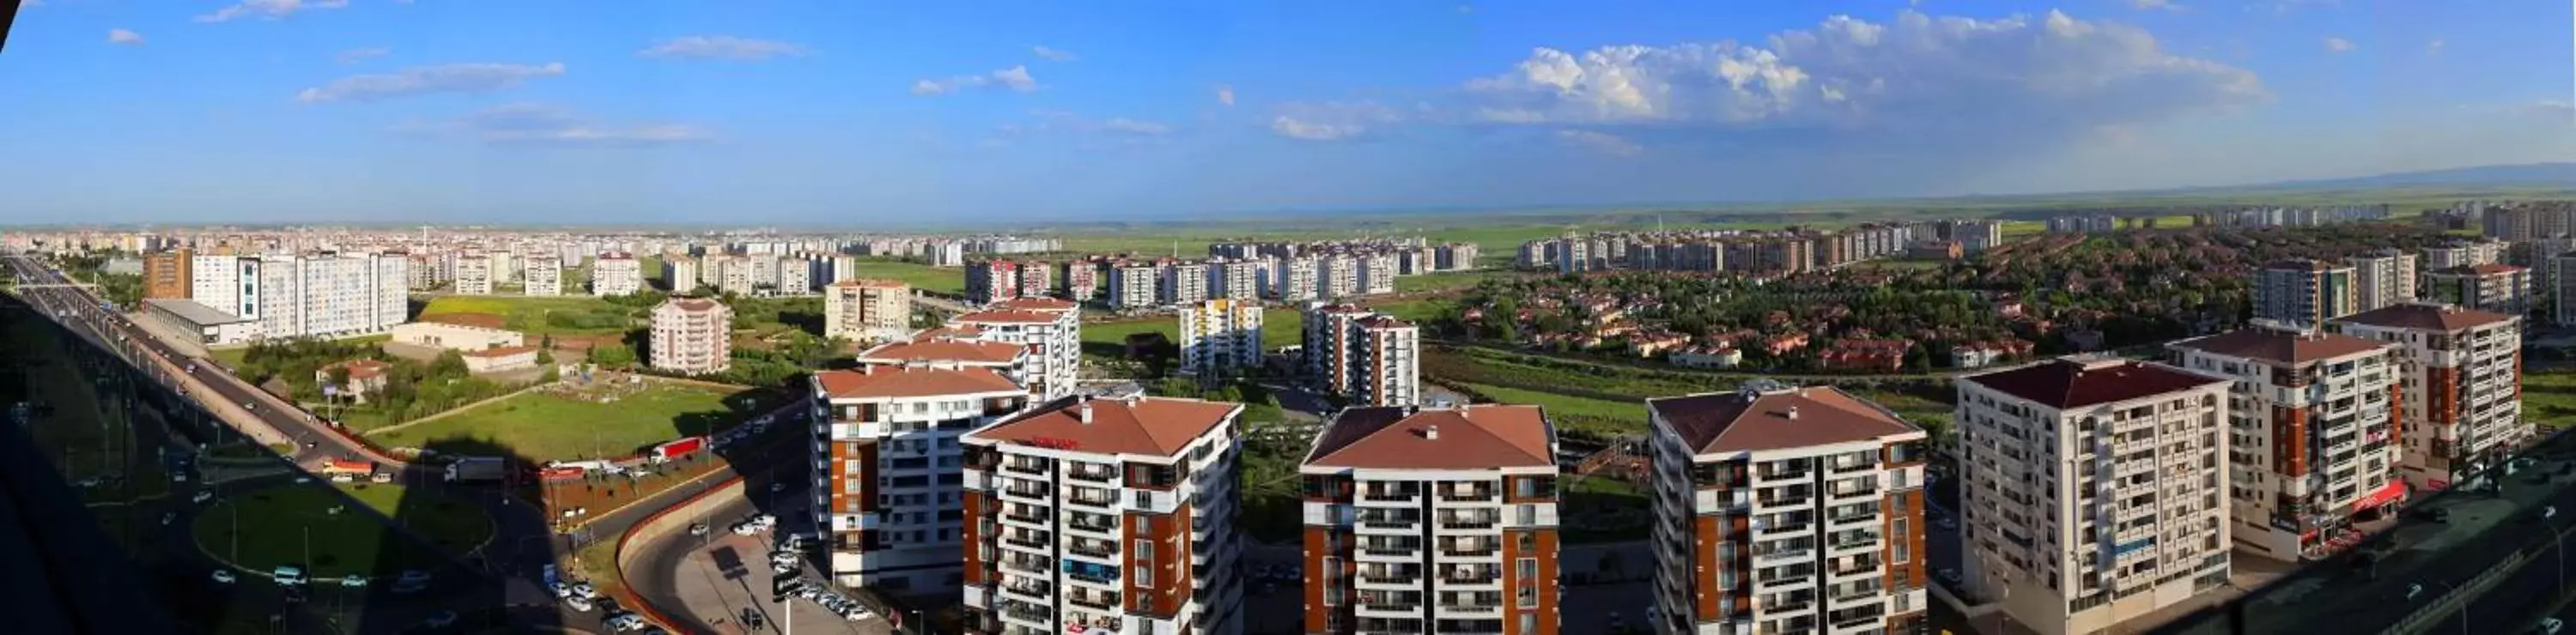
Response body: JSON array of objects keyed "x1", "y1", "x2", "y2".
[
  {"x1": 454, "y1": 254, "x2": 495, "y2": 295},
  {"x1": 1017, "y1": 263, "x2": 1053, "y2": 300},
  {"x1": 1298, "y1": 404, "x2": 1561, "y2": 635},
  {"x1": 2423, "y1": 263, "x2": 2531, "y2": 317},
  {"x1": 825, "y1": 279, "x2": 914, "y2": 344},
  {"x1": 525, "y1": 257, "x2": 564, "y2": 296},
  {"x1": 2251, "y1": 260, "x2": 2356, "y2": 331},
  {"x1": 960, "y1": 395, "x2": 1247, "y2": 635},
  {"x1": 1953, "y1": 357, "x2": 2234, "y2": 635},
  {"x1": 950, "y1": 298, "x2": 1083, "y2": 402},
  {"x1": 2168, "y1": 329, "x2": 2401, "y2": 562},
  {"x1": 1643, "y1": 385, "x2": 1930, "y2": 635},
  {"x1": 1108, "y1": 263, "x2": 1160, "y2": 310},
  {"x1": 1271, "y1": 257, "x2": 1321, "y2": 302},
  {"x1": 1162, "y1": 262, "x2": 1212, "y2": 305},
  {"x1": 143, "y1": 249, "x2": 191, "y2": 299},
  {"x1": 809, "y1": 365, "x2": 1032, "y2": 592},
  {"x1": 1951, "y1": 221, "x2": 2005, "y2": 253},
  {"x1": 186, "y1": 253, "x2": 409, "y2": 341},
  {"x1": 665, "y1": 257, "x2": 701, "y2": 293},
  {"x1": 1434, "y1": 243, "x2": 1479, "y2": 270},
  {"x1": 649, "y1": 298, "x2": 733, "y2": 373},
  {"x1": 1178, "y1": 299, "x2": 1263, "y2": 377},
  {"x1": 710, "y1": 256, "x2": 756, "y2": 296},
  {"x1": 1212, "y1": 260, "x2": 1264, "y2": 301},
  {"x1": 776, "y1": 261, "x2": 815, "y2": 295},
  {"x1": 2333, "y1": 303, "x2": 2525, "y2": 488},
  {"x1": 2347, "y1": 249, "x2": 2419, "y2": 312},
  {"x1": 590, "y1": 254, "x2": 641, "y2": 297},
  {"x1": 1358, "y1": 254, "x2": 1398, "y2": 296},
  {"x1": 858, "y1": 336, "x2": 1030, "y2": 387},
  {"x1": 1302, "y1": 304, "x2": 1420, "y2": 408},
  {"x1": 1321, "y1": 255, "x2": 1361, "y2": 299},
  {"x1": 2421, "y1": 239, "x2": 2509, "y2": 281},
  {"x1": 969, "y1": 260, "x2": 1023, "y2": 305}
]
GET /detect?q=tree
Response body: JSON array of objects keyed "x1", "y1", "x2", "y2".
[
  {"x1": 430, "y1": 350, "x2": 469, "y2": 378},
  {"x1": 590, "y1": 343, "x2": 638, "y2": 368}
]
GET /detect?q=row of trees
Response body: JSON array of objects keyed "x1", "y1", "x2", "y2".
[{"x1": 234, "y1": 339, "x2": 517, "y2": 425}]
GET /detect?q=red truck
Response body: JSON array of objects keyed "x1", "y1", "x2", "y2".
[{"x1": 651, "y1": 437, "x2": 706, "y2": 463}]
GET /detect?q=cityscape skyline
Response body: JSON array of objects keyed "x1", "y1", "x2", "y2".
[{"x1": 2, "y1": 1, "x2": 2568, "y2": 225}]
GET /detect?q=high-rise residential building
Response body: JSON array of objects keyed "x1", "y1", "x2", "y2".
[
  {"x1": 1062, "y1": 261, "x2": 1097, "y2": 301},
  {"x1": 950, "y1": 298, "x2": 1083, "y2": 402},
  {"x1": 959, "y1": 395, "x2": 1246, "y2": 635},
  {"x1": 1178, "y1": 299, "x2": 1263, "y2": 377},
  {"x1": 143, "y1": 250, "x2": 192, "y2": 299},
  {"x1": 185, "y1": 253, "x2": 408, "y2": 341},
  {"x1": 856, "y1": 336, "x2": 1030, "y2": 387},
  {"x1": 2480, "y1": 202, "x2": 2576, "y2": 244},
  {"x1": 1643, "y1": 385, "x2": 1930, "y2": 635},
  {"x1": 2421, "y1": 238, "x2": 2509, "y2": 279},
  {"x1": 969, "y1": 260, "x2": 1023, "y2": 305},
  {"x1": 664, "y1": 257, "x2": 700, "y2": 293},
  {"x1": 775, "y1": 260, "x2": 814, "y2": 295},
  {"x1": 1302, "y1": 304, "x2": 1421, "y2": 408},
  {"x1": 1270, "y1": 256, "x2": 1320, "y2": 301},
  {"x1": 2423, "y1": 263, "x2": 2532, "y2": 317},
  {"x1": 1212, "y1": 259, "x2": 1263, "y2": 301},
  {"x1": 1108, "y1": 263, "x2": 1160, "y2": 310},
  {"x1": 2250, "y1": 259, "x2": 2357, "y2": 331},
  {"x1": 1434, "y1": 243, "x2": 1480, "y2": 270},
  {"x1": 810, "y1": 365, "x2": 1031, "y2": 590},
  {"x1": 486, "y1": 250, "x2": 518, "y2": 286},
  {"x1": 1298, "y1": 404, "x2": 1561, "y2": 635},
  {"x1": 524, "y1": 256, "x2": 564, "y2": 296},
  {"x1": 2333, "y1": 303, "x2": 2525, "y2": 488},
  {"x1": 1358, "y1": 254, "x2": 1398, "y2": 296},
  {"x1": 2169, "y1": 329, "x2": 2401, "y2": 561},
  {"x1": 1951, "y1": 221, "x2": 2005, "y2": 253},
  {"x1": 1953, "y1": 357, "x2": 2234, "y2": 635},
  {"x1": 2347, "y1": 249, "x2": 2419, "y2": 312},
  {"x1": 830, "y1": 254, "x2": 861, "y2": 285},
  {"x1": 454, "y1": 254, "x2": 495, "y2": 295},
  {"x1": 824, "y1": 279, "x2": 913, "y2": 345},
  {"x1": 592, "y1": 253, "x2": 642, "y2": 297},
  {"x1": 649, "y1": 298, "x2": 733, "y2": 373},
  {"x1": 2557, "y1": 253, "x2": 2576, "y2": 326},
  {"x1": 1321, "y1": 255, "x2": 1361, "y2": 299},
  {"x1": 710, "y1": 256, "x2": 757, "y2": 296},
  {"x1": 1015, "y1": 263, "x2": 1052, "y2": 300},
  {"x1": 1161, "y1": 261, "x2": 1212, "y2": 305}
]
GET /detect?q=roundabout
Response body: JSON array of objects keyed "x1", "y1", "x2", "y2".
[{"x1": 192, "y1": 481, "x2": 497, "y2": 579}]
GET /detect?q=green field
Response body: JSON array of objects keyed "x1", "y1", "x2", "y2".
[
  {"x1": 365, "y1": 382, "x2": 777, "y2": 461},
  {"x1": 2526, "y1": 371, "x2": 2576, "y2": 428},
  {"x1": 1364, "y1": 299, "x2": 1451, "y2": 323},
  {"x1": 1458, "y1": 383, "x2": 1646, "y2": 438},
  {"x1": 846, "y1": 260, "x2": 965, "y2": 294},
  {"x1": 416, "y1": 295, "x2": 644, "y2": 336},
  {"x1": 194, "y1": 483, "x2": 494, "y2": 578},
  {"x1": 1394, "y1": 269, "x2": 1516, "y2": 294},
  {"x1": 1082, "y1": 308, "x2": 1306, "y2": 358}
]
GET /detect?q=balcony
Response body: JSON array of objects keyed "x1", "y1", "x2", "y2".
[
  {"x1": 1067, "y1": 465, "x2": 1117, "y2": 482},
  {"x1": 1003, "y1": 507, "x2": 1048, "y2": 525},
  {"x1": 1360, "y1": 571, "x2": 1418, "y2": 585},
  {"x1": 1003, "y1": 534, "x2": 1050, "y2": 550},
  {"x1": 1361, "y1": 487, "x2": 1419, "y2": 503},
  {"x1": 1067, "y1": 515, "x2": 1116, "y2": 534},
  {"x1": 1441, "y1": 542, "x2": 1499, "y2": 559},
  {"x1": 1438, "y1": 513, "x2": 1499, "y2": 530},
  {"x1": 1066, "y1": 594, "x2": 1120, "y2": 610},
  {"x1": 1440, "y1": 487, "x2": 1498, "y2": 502},
  {"x1": 1437, "y1": 603, "x2": 1503, "y2": 617},
  {"x1": 1000, "y1": 485, "x2": 1049, "y2": 502},
  {"x1": 1066, "y1": 490, "x2": 1118, "y2": 511},
  {"x1": 1068, "y1": 541, "x2": 1117, "y2": 559},
  {"x1": 998, "y1": 601, "x2": 1052, "y2": 624},
  {"x1": 1000, "y1": 558, "x2": 1049, "y2": 576},
  {"x1": 1066, "y1": 565, "x2": 1119, "y2": 585}
]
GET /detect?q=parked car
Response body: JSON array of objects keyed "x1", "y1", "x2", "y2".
[
  {"x1": 688, "y1": 523, "x2": 709, "y2": 536},
  {"x1": 339, "y1": 574, "x2": 367, "y2": 588},
  {"x1": 563, "y1": 595, "x2": 595, "y2": 613},
  {"x1": 191, "y1": 490, "x2": 214, "y2": 504},
  {"x1": 420, "y1": 610, "x2": 457, "y2": 629},
  {"x1": 272, "y1": 565, "x2": 307, "y2": 587},
  {"x1": 2539, "y1": 617, "x2": 2564, "y2": 634},
  {"x1": 548, "y1": 581, "x2": 573, "y2": 598},
  {"x1": 571, "y1": 582, "x2": 598, "y2": 599},
  {"x1": 210, "y1": 569, "x2": 236, "y2": 584}
]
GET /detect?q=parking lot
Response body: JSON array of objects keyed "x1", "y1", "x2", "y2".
[{"x1": 658, "y1": 520, "x2": 891, "y2": 634}]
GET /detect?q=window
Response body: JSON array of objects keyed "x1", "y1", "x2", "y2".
[
  {"x1": 1516, "y1": 532, "x2": 1536, "y2": 553},
  {"x1": 1520, "y1": 614, "x2": 1537, "y2": 632},
  {"x1": 1893, "y1": 518, "x2": 1911, "y2": 564}
]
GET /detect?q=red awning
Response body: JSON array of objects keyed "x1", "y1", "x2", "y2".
[{"x1": 2353, "y1": 481, "x2": 2408, "y2": 512}]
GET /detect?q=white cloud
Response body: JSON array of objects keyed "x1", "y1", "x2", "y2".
[
  {"x1": 1097, "y1": 118, "x2": 1171, "y2": 136},
  {"x1": 1272, "y1": 117, "x2": 1362, "y2": 141},
  {"x1": 639, "y1": 36, "x2": 809, "y2": 61},
  {"x1": 2324, "y1": 37, "x2": 2354, "y2": 53},
  {"x1": 194, "y1": 0, "x2": 348, "y2": 23},
  {"x1": 1032, "y1": 45, "x2": 1078, "y2": 62},
  {"x1": 2129, "y1": 0, "x2": 2184, "y2": 10},
  {"x1": 2424, "y1": 38, "x2": 2444, "y2": 56},
  {"x1": 296, "y1": 62, "x2": 567, "y2": 103},
  {"x1": 1556, "y1": 130, "x2": 1642, "y2": 156},
  {"x1": 335, "y1": 46, "x2": 390, "y2": 64},
  {"x1": 1216, "y1": 85, "x2": 1236, "y2": 106},
  {"x1": 106, "y1": 29, "x2": 145, "y2": 46},
  {"x1": 398, "y1": 103, "x2": 711, "y2": 147},
  {"x1": 912, "y1": 65, "x2": 1039, "y2": 95},
  {"x1": 1455, "y1": 9, "x2": 2265, "y2": 142}
]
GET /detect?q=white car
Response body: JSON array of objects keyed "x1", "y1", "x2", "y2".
[
  {"x1": 732, "y1": 523, "x2": 759, "y2": 536},
  {"x1": 548, "y1": 581, "x2": 573, "y2": 598},
  {"x1": 572, "y1": 582, "x2": 598, "y2": 599},
  {"x1": 841, "y1": 605, "x2": 873, "y2": 622},
  {"x1": 563, "y1": 595, "x2": 595, "y2": 613},
  {"x1": 605, "y1": 614, "x2": 646, "y2": 632},
  {"x1": 191, "y1": 490, "x2": 213, "y2": 504},
  {"x1": 210, "y1": 569, "x2": 236, "y2": 584},
  {"x1": 2541, "y1": 617, "x2": 2565, "y2": 635}
]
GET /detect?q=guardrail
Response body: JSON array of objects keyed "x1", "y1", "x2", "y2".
[
  {"x1": 611, "y1": 475, "x2": 746, "y2": 632},
  {"x1": 2383, "y1": 548, "x2": 2531, "y2": 635}
]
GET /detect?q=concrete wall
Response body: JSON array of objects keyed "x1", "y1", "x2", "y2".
[{"x1": 615, "y1": 476, "x2": 746, "y2": 630}]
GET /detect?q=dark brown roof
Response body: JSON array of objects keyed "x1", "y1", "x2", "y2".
[
  {"x1": 2336, "y1": 303, "x2": 2519, "y2": 331},
  {"x1": 1960, "y1": 358, "x2": 2227, "y2": 410},
  {"x1": 1357, "y1": 316, "x2": 1414, "y2": 329},
  {"x1": 2169, "y1": 329, "x2": 2387, "y2": 365},
  {"x1": 1647, "y1": 386, "x2": 1920, "y2": 455},
  {"x1": 857, "y1": 339, "x2": 1026, "y2": 365},
  {"x1": 815, "y1": 366, "x2": 1023, "y2": 399},
  {"x1": 1304, "y1": 405, "x2": 1553, "y2": 470},
  {"x1": 969, "y1": 396, "x2": 1240, "y2": 457}
]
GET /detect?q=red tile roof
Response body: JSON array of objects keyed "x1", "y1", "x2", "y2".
[
  {"x1": 323, "y1": 359, "x2": 391, "y2": 380},
  {"x1": 911, "y1": 325, "x2": 985, "y2": 340},
  {"x1": 1960, "y1": 358, "x2": 2227, "y2": 410},
  {"x1": 1648, "y1": 386, "x2": 1920, "y2": 455},
  {"x1": 1304, "y1": 405, "x2": 1554, "y2": 470},
  {"x1": 2169, "y1": 329, "x2": 2388, "y2": 365},
  {"x1": 2436, "y1": 263, "x2": 2527, "y2": 275},
  {"x1": 951, "y1": 310, "x2": 1060, "y2": 325},
  {"x1": 970, "y1": 396, "x2": 1241, "y2": 457},
  {"x1": 994, "y1": 297, "x2": 1077, "y2": 312},
  {"x1": 2336, "y1": 303, "x2": 2519, "y2": 331},
  {"x1": 815, "y1": 366, "x2": 1024, "y2": 400},
  {"x1": 857, "y1": 339, "x2": 1026, "y2": 366}
]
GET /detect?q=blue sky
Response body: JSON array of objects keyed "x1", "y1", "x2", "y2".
[{"x1": 1, "y1": 0, "x2": 2568, "y2": 227}]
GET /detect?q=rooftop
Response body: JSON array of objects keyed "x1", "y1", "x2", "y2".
[
  {"x1": 951, "y1": 310, "x2": 1060, "y2": 325},
  {"x1": 2169, "y1": 328, "x2": 2388, "y2": 365},
  {"x1": 2336, "y1": 302, "x2": 2519, "y2": 331},
  {"x1": 1959, "y1": 357, "x2": 2228, "y2": 410},
  {"x1": 142, "y1": 298, "x2": 252, "y2": 325},
  {"x1": 659, "y1": 298, "x2": 726, "y2": 312},
  {"x1": 462, "y1": 345, "x2": 538, "y2": 359},
  {"x1": 1647, "y1": 386, "x2": 1920, "y2": 455},
  {"x1": 993, "y1": 297, "x2": 1077, "y2": 312},
  {"x1": 831, "y1": 278, "x2": 908, "y2": 289},
  {"x1": 2433, "y1": 263, "x2": 2528, "y2": 275},
  {"x1": 968, "y1": 395, "x2": 1240, "y2": 457},
  {"x1": 814, "y1": 365, "x2": 1024, "y2": 400},
  {"x1": 856, "y1": 338, "x2": 1026, "y2": 366},
  {"x1": 320, "y1": 359, "x2": 391, "y2": 380},
  {"x1": 1304, "y1": 404, "x2": 1554, "y2": 470}
]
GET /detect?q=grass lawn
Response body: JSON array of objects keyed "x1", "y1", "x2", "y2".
[
  {"x1": 846, "y1": 260, "x2": 965, "y2": 294},
  {"x1": 1364, "y1": 298, "x2": 1451, "y2": 323},
  {"x1": 417, "y1": 295, "x2": 642, "y2": 336},
  {"x1": 2525, "y1": 371, "x2": 2576, "y2": 428},
  {"x1": 1394, "y1": 269, "x2": 1516, "y2": 294},
  {"x1": 1561, "y1": 475, "x2": 1650, "y2": 544},
  {"x1": 194, "y1": 483, "x2": 494, "y2": 578},
  {"x1": 365, "y1": 383, "x2": 775, "y2": 461},
  {"x1": 1081, "y1": 307, "x2": 1305, "y2": 359}
]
